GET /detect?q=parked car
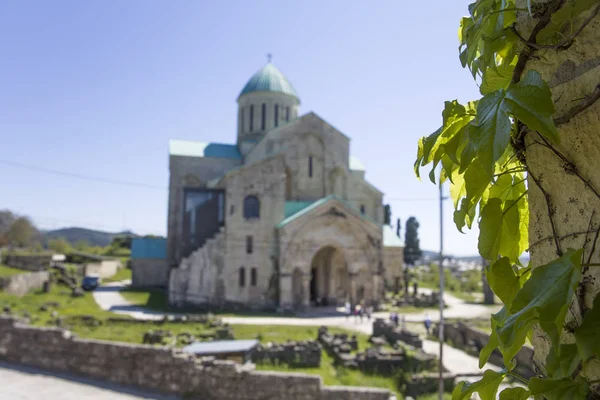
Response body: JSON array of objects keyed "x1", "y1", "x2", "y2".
[{"x1": 81, "y1": 274, "x2": 101, "y2": 291}]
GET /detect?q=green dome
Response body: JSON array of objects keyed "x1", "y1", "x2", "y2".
[{"x1": 239, "y1": 63, "x2": 299, "y2": 100}]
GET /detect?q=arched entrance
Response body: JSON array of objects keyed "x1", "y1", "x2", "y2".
[{"x1": 309, "y1": 246, "x2": 348, "y2": 306}]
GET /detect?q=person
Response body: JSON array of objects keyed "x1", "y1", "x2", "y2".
[
  {"x1": 355, "y1": 304, "x2": 362, "y2": 323},
  {"x1": 366, "y1": 305, "x2": 373, "y2": 321},
  {"x1": 424, "y1": 314, "x2": 432, "y2": 335},
  {"x1": 345, "y1": 301, "x2": 351, "y2": 319},
  {"x1": 390, "y1": 311, "x2": 396, "y2": 323},
  {"x1": 393, "y1": 313, "x2": 399, "y2": 327}
]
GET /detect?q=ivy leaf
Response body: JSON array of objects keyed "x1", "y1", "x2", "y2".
[
  {"x1": 574, "y1": 292, "x2": 600, "y2": 361},
  {"x1": 450, "y1": 169, "x2": 466, "y2": 208},
  {"x1": 546, "y1": 343, "x2": 581, "y2": 379},
  {"x1": 478, "y1": 197, "x2": 523, "y2": 263},
  {"x1": 480, "y1": 57, "x2": 516, "y2": 95},
  {"x1": 499, "y1": 387, "x2": 530, "y2": 400},
  {"x1": 537, "y1": 0, "x2": 599, "y2": 44},
  {"x1": 451, "y1": 369, "x2": 506, "y2": 400},
  {"x1": 529, "y1": 377, "x2": 589, "y2": 400},
  {"x1": 496, "y1": 249, "x2": 583, "y2": 364},
  {"x1": 486, "y1": 257, "x2": 520, "y2": 306},
  {"x1": 470, "y1": 70, "x2": 558, "y2": 177}
]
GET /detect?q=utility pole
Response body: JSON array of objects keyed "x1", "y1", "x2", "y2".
[{"x1": 438, "y1": 180, "x2": 445, "y2": 400}]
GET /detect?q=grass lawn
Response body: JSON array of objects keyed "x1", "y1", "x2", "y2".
[
  {"x1": 120, "y1": 286, "x2": 168, "y2": 310},
  {"x1": 0, "y1": 264, "x2": 26, "y2": 277},
  {"x1": 103, "y1": 267, "x2": 132, "y2": 283},
  {"x1": 0, "y1": 284, "x2": 115, "y2": 325}
]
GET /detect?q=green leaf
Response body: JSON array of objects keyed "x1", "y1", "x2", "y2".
[
  {"x1": 486, "y1": 257, "x2": 520, "y2": 306},
  {"x1": 470, "y1": 70, "x2": 558, "y2": 177},
  {"x1": 537, "y1": 0, "x2": 599, "y2": 44},
  {"x1": 499, "y1": 387, "x2": 530, "y2": 400},
  {"x1": 414, "y1": 137, "x2": 425, "y2": 179},
  {"x1": 480, "y1": 57, "x2": 516, "y2": 95},
  {"x1": 574, "y1": 292, "x2": 600, "y2": 361},
  {"x1": 479, "y1": 327, "x2": 500, "y2": 368},
  {"x1": 529, "y1": 377, "x2": 589, "y2": 400},
  {"x1": 451, "y1": 369, "x2": 506, "y2": 400},
  {"x1": 478, "y1": 197, "x2": 522, "y2": 263},
  {"x1": 496, "y1": 249, "x2": 583, "y2": 364},
  {"x1": 546, "y1": 343, "x2": 581, "y2": 379}
]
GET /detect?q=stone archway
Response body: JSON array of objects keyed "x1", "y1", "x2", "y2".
[{"x1": 309, "y1": 246, "x2": 348, "y2": 306}]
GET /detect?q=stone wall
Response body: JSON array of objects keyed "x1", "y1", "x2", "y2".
[
  {"x1": 0, "y1": 271, "x2": 49, "y2": 297},
  {"x1": 0, "y1": 316, "x2": 393, "y2": 399},
  {"x1": 318, "y1": 327, "x2": 435, "y2": 376},
  {"x1": 4, "y1": 254, "x2": 51, "y2": 271},
  {"x1": 84, "y1": 259, "x2": 121, "y2": 279},
  {"x1": 132, "y1": 259, "x2": 168, "y2": 287},
  {"x1": 252, "y1": 340, "x2": 321, "y2": 368},
  {"x1": 435, "y1": 322, "x2": 535, "y2": 378},
  {"x1": 372, "y1": 319, "x2": 423, "y2": 349}
]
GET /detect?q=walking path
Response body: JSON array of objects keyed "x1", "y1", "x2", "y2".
[{"x1": 93, "y1": 282, "x2": 502, "y2": 375}]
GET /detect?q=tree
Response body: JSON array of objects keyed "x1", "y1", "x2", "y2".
[
  {"x1": 403, "y1": 217, "x2": 422, "y2": 265},
  {"x1": 48, "y1": 237, "x2": 72, "y2": 254},
  {"x1": 5, "y1": 217, "x2": 37, "y2": 247},
  {"x1": 415, "y1": 1, "x2": 600, "y2": 397},
  {"x1": 383, "y1": 204, "x2": 392, "y2": 225},
  {"x1": 0, "y1": 210, "x2": 16, "y2": 235},
  {"x1": 396, "y1": 218, "x2": 401, "y2": 238},
  {"x1": 74, "y1": 240, "x2": 90, "y2": 252}
]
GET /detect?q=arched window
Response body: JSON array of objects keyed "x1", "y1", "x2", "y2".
[
  {"x1": 286, "y1": 106, "x2": 290, "y2": 122},
  {"x1": 360, "y1": 204, "x2": 365, "y2": 215},
  {"x1": 239, "y1": 267, "x2": 246, "y2": 287},
  {"x1": 251, "y1": 268, "x2": 257, "y2": 286},
  {"x1": 274, "y1": 104, "x2": 279, "y2": 127},
  {"x1": 308, "y1": 156, "x2": 313, "y2": 178},
  {"x1": 241, "y1": 107, "x2": 245, "y2": 133},
  {"x1": 261, "y1": 103, "x2": 266, "y2": 130},
  {"x1": 243, "y1": 195, "x2": 260, "y2": 219},
  {"x1": 250, "y1": 105, "x2": 254, "y2": 131}
]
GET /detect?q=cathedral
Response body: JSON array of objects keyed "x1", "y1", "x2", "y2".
[{"x1": 167, "y1": 62, "x2": 403, "y2": 309}]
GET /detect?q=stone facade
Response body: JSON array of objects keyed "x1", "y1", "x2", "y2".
[
  {"x1": 0, "y1": 316, "x2": 393, "y2": 400},
  {"x1": 166, "y1": 63, "x2": 402, "y2": 310}
]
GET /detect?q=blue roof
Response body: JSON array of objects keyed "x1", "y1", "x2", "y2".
[
  {"x1": 182, "y1": 339, "x2": 259, "y2": 355},
  {"x1": 169, "y1": 140, "x2": 241, "y2": 160},
  {"x1": 383, "y1": 225, "x2": 403, "y2": 247},
  {"x1": 131, "y1": 238, "x2": 166, "y2": 260},
  {"x1": 239, "y1": 63, "x2": 299, "y2": 100},
  {"x1": 284, "y1": 201, "x2": 314, "y2": 218}
]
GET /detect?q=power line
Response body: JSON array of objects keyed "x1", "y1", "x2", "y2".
[
  {"x1": 1, "y1": 158, "x2": 435, "y2": 202},
  {"x1": 0, "y1": 159, "x2": 165, "y2": 190}
]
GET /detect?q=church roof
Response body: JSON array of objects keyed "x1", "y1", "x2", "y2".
[
  {"x1": 239, "y1": 63, "x2": 299, "y2": 100},
  {"x1": 383, "y1": 225, "x2": 403, "y2": 248},
  {"x1": 284, "y1": 201, "x2": 314, "y2": 218},
  {"x1": 169, "y1": 140, "x2": 241, "y2": 160},
  {"x1": 277, "y1": 195, "x2": 379, "y2": 229}
]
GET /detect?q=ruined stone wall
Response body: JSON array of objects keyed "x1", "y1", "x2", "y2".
[
  {"x1": 4, "y1": 254, "x2": 51, "y2": 271},
  {"x1": 0, "y1": 271, "x2": 49, "y2": 297},
  {"x1": 436, "y1": 322, "x2": 534, "y2": 378},
  {"x1": 0, "y1": 316, "x2": 393, "y2": 400}
]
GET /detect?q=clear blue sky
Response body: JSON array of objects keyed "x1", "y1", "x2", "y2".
[{"x1": 0, "y1": 1, "x2": 482, "y2": 256}]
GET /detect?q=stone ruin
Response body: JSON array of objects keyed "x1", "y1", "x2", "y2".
[
  {"x1": 252, "y1": 340, "x2": 322, "y2": 368},
  {"x1": 143, "y1": 324, "x2": 234, "y2": 346},
  {"x1": 317, "y1": 326, "x2": 437, "y2": 376},
  {"x1": 387, "y1": 291, "x2": 442, "y2": 309},
  {"x1": 372, "y1": 318, "x2": 423, "y2": 348}
]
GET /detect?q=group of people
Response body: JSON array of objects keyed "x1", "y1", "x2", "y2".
[{"x1": 344, "y1": 302, "x2": 373, "y2": 322}]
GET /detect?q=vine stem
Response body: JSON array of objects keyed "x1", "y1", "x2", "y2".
[
  {"x1": 528, "y1": 170, "x2": 563, "y2": 256},
  {"x1": 527, "y1": 229, "x2": 598, "y2": 251},
  {"x1": 554, "y1": 83, "x2": 600, "y2": 126},
  {"x1": 508, "y1": 372, "x2": 529, "y2": 385}
]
